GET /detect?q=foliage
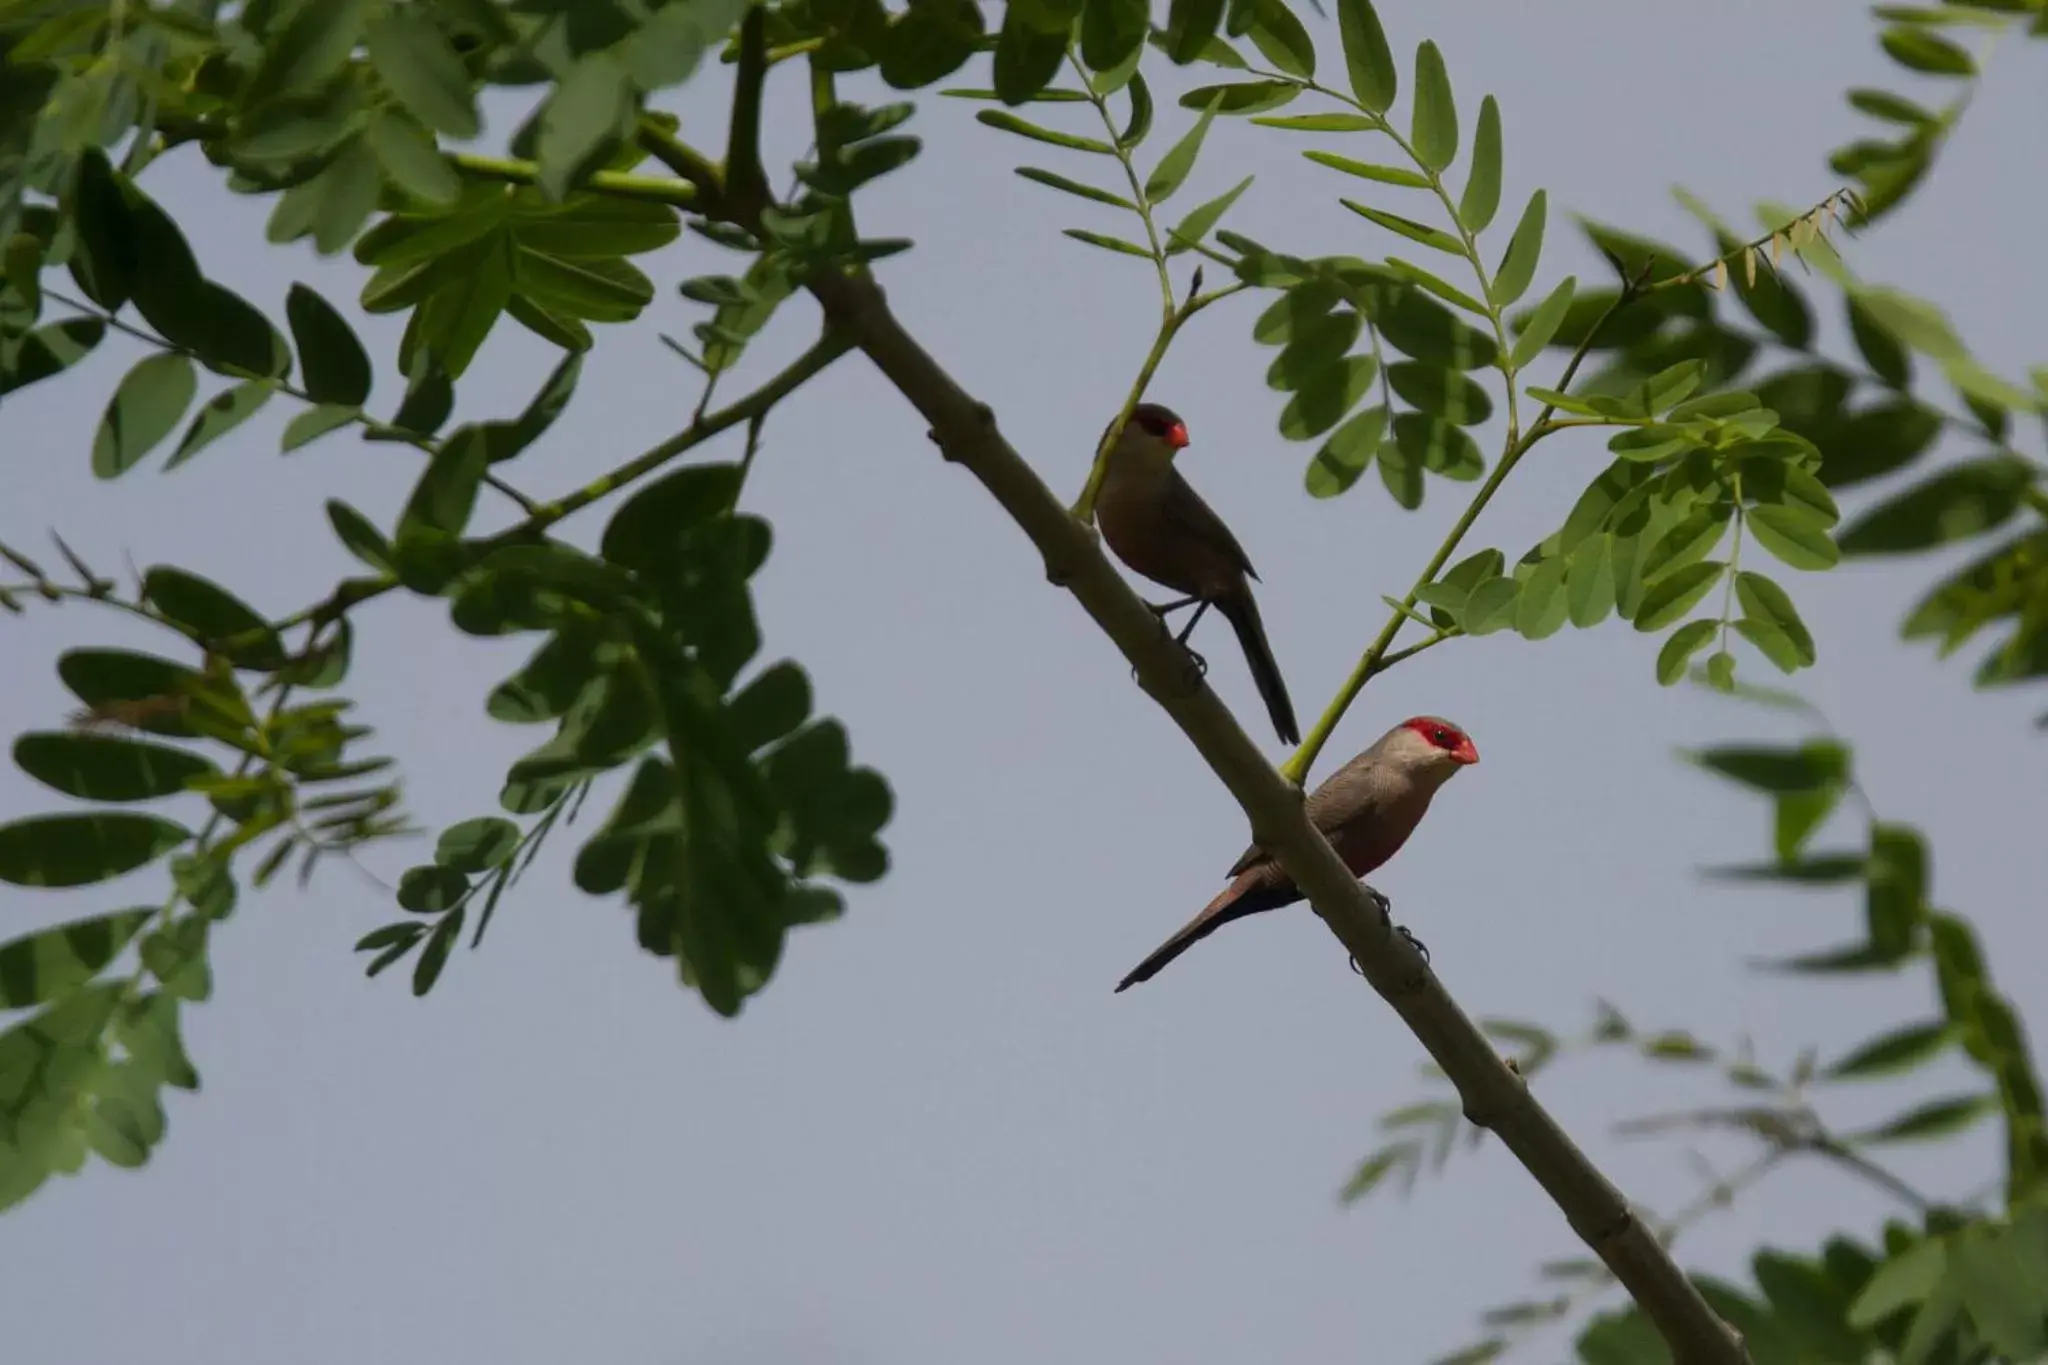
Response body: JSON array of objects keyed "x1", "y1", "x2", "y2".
[{"x1": 1, "y1": 5, "x2": 2044, "y2": 1364}]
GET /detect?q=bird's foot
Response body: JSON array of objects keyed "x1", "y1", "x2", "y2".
[
  {"x1": 1362, "y1": 886, "x2": 1393, "y2": 926},
  {"x1": 1395, "y1": 924, "x2": 1430, "y2": 965}
]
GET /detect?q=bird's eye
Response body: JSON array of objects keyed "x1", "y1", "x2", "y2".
[{"x1": 1433, "y1": 728, "x2": 1454, "y2": 747}]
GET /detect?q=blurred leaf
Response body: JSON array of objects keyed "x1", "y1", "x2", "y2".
[
  {"x1": 1015, "y1": 166, "x2": 1134, "y2": 209},
  {"x1": 1851, "y1": 1093, "x2": 1996, "y2": 1144},
  {"x1": 1866, "y1": 823, "x2": 1925, "y2": 957},
  {"x1": 1826, "y1": 1021, "x2": 1954, "y2": 1081},
  {"x1": 1063, "y1": 228, "x2": 1153, "y2": 258},
  {"x1": 1687, "y1": 741, "x2": 1846, "y2": 794},
  {"x1": 365, "y1": 8, "x2": 481, "y2": 138},
  {"x1": 1163, "y1": 0, "x2": 1228, "y2": 63},
  {"x1": 167, "y1": 381, "x2": 277, "y2": 471},
  {"x1": 0, "y1": 910, "x2": 154, "y2": 1009},
  {"x1": 1747, "y1": 504, "x2": 1840, "y2": 571},
  {"x1": 435, "y1": 817, "x2": 520, "y2": 873},
  {"x1": 13, "y1": 733, "x2": 214, "y2": 804},
  {"x1": 0, "y1": 813, "x2": 191, "y2": 888},
  {"x1": 1839, "y1": 457, "x2": 2032, "y2": 556},
  {"x1": 1880, "y1": 24, "x2": 1975, "y2": 75}
]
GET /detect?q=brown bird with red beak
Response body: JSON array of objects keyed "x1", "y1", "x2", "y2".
[
  {"x1": 1116, "y1": 715, "x2": 1479, "y2": 991},
  {"x1": 1094, "y1": 403, "x2": 1300, "y2": 747}
]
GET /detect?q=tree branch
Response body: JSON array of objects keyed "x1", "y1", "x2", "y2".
[{"x1": 798, "y1": 265, "x2": 1746, "y2": 1365}]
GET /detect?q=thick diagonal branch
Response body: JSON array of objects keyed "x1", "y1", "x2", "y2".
[{"x1": 801, "y1": 268, "x2": 1747, "y2": 1365}]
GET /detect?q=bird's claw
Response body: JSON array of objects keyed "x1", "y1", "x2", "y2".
[{"x1": 1395, "y1": 924, "x2": 1430, "y2": 965}]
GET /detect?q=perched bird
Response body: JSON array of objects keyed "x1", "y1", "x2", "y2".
[
  {"x1": 1094, "y1": 403, "x2": 1301, "y2": 747},
  {"x1": 1115, "y1": 715, "x2": 1479, "y2": 991}
]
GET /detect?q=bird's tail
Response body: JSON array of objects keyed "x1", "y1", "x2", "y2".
[
  {"x1": 1114, "y1": 869, "x2": 1303, "y2": 992},
  {"x1": 1216, "y1": 590, "x2": 1300, "y2": 747}
]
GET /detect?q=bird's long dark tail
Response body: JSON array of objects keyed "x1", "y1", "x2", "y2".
[
  {"x1": 1216, "y1": 590, "x2": 1300, "y2": 747},
  {"x1": 1115, "y1": 871, "x2": 1304, "y2": 992}
]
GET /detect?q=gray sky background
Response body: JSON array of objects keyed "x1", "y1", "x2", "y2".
[{"x1": 5, "y1": 4, "x2": 2046, "y2": 1362}]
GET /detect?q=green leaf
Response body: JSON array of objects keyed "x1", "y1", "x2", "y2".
[
  {"x1": 282, "y1": 404, "x2": 358, "y2": 453},
  {"x1": 1880, "y1": 24, "x2": 1976, "y2": 75},
  {"x1": 1460, "y1": 576, "x2": 1520, "y2": 635},
  {"x1": 1566, "y1": 533, "x2": 1616, "y2": 628},
  {"x1": 1747, "y1": 504, "x2": 1841, "y2": 570},
  {"x1": 1866, "y1": 822, "x2": 1925, "y2": 957},
  {"x1": 1081, "y1": 0, "x2": 1148, "y2": 74},
  {"x1": 1409, "y1": 41, "x2": 1457, "y2": 172},
  {"x1": 0, "y1": 909, "x2": 154, "y2": 1009},
  {"x1": 1510, "y1": 275, "x2": 1575, "y2": 369},
  {"x1": 1656, "y1": 619, "x2": 1717, "y2": 684},
  {"x1": 1387, "y1": 362, "x2": 1491, "y2": 426},
  {"x1": 1177, "y1": 79, "x2": 1299, "y2": 114},
  {"x1": 1014, "y1": 166, "x2": 1135, "y2": 209},
  {"x1": 1825, "y1": 1021, "x2": 1953, "y2": 1081},
  {"x1": 1336, "y1": 0, "x2": 1397, "y2": 111},
  {"x1": 1145, "y1": 95, "x2": 1222, "y2": 202},
  {"x1": 13, "y1": 732, "x2": 215, "y2": 804},
  {"x1": 975, "y1": 109, "x2": 1114, "y2": 154},
  {"x1": 365, "y1": 8, "x2": 482, "y2": 138},
  {"x1": 435, "y1": 817, "x2": 521, "y2": 873},
  {"x1": 1305, "y1": 404, "x2": 1386, "y2": 498},
  {"x1": 537, "y1": 51, "x2": 636, "y2": 199},
  {"x1": 1240, "y1": 0, "x2": 1315, "y2": 78},
  {"x1": 1853, "y1": 1093, "x2": 1996, "y2": 1144},
  {"x1": 1848, "y1": 1240, "x2": 1947, "y2": 1329},
  {"x1": 1459, "y1": 95, "x2": 1501, "y2": 234},
  {"x1": 1514, "y1": 557, "x2": 1568, "y2": 639},
  {"x1": 1640, "y1": 504, "x2": 1732, "y2": 582},
  {"x1": 1341, "y1": 201, "x2": 1462, "y2": 253},
  {"x1": 1633, "y1": 560, "x2": 1725, "y2": 632},
  {"x1": 993, "y1": 2, "x2": 1071, "y2": 106},
  {"x1": 1848, "y1": 296, "x2": 1912, "y2": 388},
  {"x1": 412, "y1": 905, "x2": 465, "y2": 994},
  {"x1": 92, "y1": 354, "x2": 197, "y2": 479},
  {"x1": 1837, "y1": 457, "x2": 2031, "y2": 556},
  {"x1": 285, "y1": 284, "x2": 372, "y2": 407},
  {"x1": 1252, "y1": 113, "x2": 1376, "y2": 131},
  {"x1": 142, "y1": 567, "x2": 285, "y2": 669},
  {"x1": 166, "y1": 380, "x2": 276, "y2": 470},
  {"x1": 1166, "y1": 175, "x2": 1252, "y2": 253},
  {"x1": 1491, "y1": 190, "x2": 1546, "y2": 306},
  {"x1": 1950, "y1": 1224, "x2": 2048, "y2": 1360},
  {"x1": 326, "y1": 500, "x2": 395, "y2": 574},
  {"x1": 1280, "y1": 355, "x2": 1379, "y2": 438},
  {"x1": 246, "y1": 0, "x2": 368, "y2": 107},
  {"x1": 0, "y1": 813, "x2": 191, "y2": 888},
  {"x1": 1163, "y1": 0, "x2": 1227, "y2": 63},
  {"x1": 1371, "y1": 286, "x2": 1497, "y2": 369},
  {"x1": 1687, "y1": 741, "x2": 1847, "y2": 793},
  {"x1": 1063, "y1": 228, "x2": 1154, "y2": 258},
  {"x1": 1302, "y1": 151, "x2": 1428, "y2": 188},
  {"x1": 1751, "y1": 1252, "x2": 1866, "y2": 1365},
  {"x1": 397, "y1": 864, "x2": 469, "y2": 914},
  {"x1": 365, "y1": 109, "x2": 462, "y2": 206},
  {"x1": 1734, "y1": 571, "x2": 1815, "y2": 667}
]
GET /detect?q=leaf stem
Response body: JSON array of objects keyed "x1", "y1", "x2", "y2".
[
  {"x1": 42, "y1": 288, "x2": 541, "y2": 516},
  {"x1": 270, "y1": 328, "x2": 852, "y2": 635},
  {"x1": 1282, "y1": 273, "x2": 1651, "y2": 783}
]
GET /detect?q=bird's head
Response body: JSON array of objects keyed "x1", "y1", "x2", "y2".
[
  {"x1": 1388, "y1": 715, "x2": 1480, "y2": 782},
  {"x1": 1109, "y1": 402, "x2": 1191, "y2": 468}
]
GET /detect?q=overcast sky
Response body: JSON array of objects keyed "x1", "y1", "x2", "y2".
[{"x1": 6, "y1": 4, "x2": 2047, "y2": 1363}]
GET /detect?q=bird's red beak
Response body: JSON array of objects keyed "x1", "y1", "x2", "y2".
[
  {"x1": 1453, "y1": 739, "x2": 1479, "y2": 765},
  {"x1": 1166, "y1": 422, "x2": 1190, "y2": 450}
]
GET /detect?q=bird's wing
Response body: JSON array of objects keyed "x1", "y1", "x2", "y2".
[{"x1": 1163, "y1": 469, "x2": 1259, "y2": 582}]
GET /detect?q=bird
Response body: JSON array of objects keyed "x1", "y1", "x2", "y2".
[
  {"x1": 1115, "y1": 715, "x2": 1479, "y2": 991},
  {"x1": 1093, "y1": 402, "x2": 1301, "y2": 747}
]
